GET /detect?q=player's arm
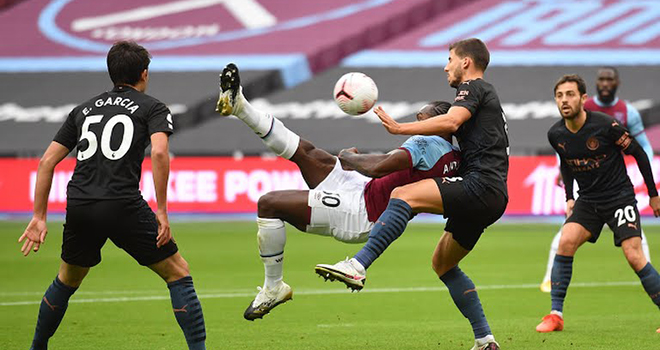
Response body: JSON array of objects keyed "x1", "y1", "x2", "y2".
[
  {"x1": 338, "y1": 147, "x2": 410, "y2": 178},
  {"x1": 612, "y1": 123, "x2": 660, "y2": 217},
  {"x1": 626, "y1": 104, "x2": 654, "y2": 160},
  {"x1": 373, "y1": 105, "x2": 469, "y2": 136},
  {"x1": 559, "y1": 157, "x2": 576, "y2": 217},
  {"x1": 18, "y1": 142, "x2": 70, "y2": 256},
  {"x1": 151, "y1": 132, "x2": 172, "y2": 247}
]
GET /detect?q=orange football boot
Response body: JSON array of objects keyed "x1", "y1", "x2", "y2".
[{"x1": 536, "y1": 314, "x2": 564, "y2": 333}]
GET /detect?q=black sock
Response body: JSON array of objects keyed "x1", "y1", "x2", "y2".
[
  {"x1": 354, "y1": 199, "x2": 413, "y2": 269},
  {"x1": 31, "y1": 277, "x2": 78, "y2": 350},
  {"x1": 550, "y1": 254, "x2": 573, "y2": 313},
  {"x1": 440, "y1": 266, "x2": 491, "y2": 339},
  {"x1": 168, "y1": 276, "x2": 206, "y2": 350},
  {"x1": 636, "y1": 262, "x2": 660, "y2": 308}
]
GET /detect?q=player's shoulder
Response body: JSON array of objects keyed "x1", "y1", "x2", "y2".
[
  {"x1": 405, "y1": 135, "x2": 454, "y2": 152},
  {"x1": 589, "y1": 110, "x2": 616, "y2": 125},
  {"x1": 548, "y1": 119, "x2": 567, "y2": 138}
]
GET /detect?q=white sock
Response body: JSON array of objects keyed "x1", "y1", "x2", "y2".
[
  {"x1": 550, "y1": 310, "x2": 563, "y2": 318},
  {"x1": 641, "y1": 230, "x2": 651, "y2": 263},
  {"x1": 257, "y1": 218, "x2": 287, "y2": 289},
  {"x1": 543, "y1": 230, "x2": 562, "y2": 282},
  {"x1": 349, "y1": 258, "x2": 366, "y2": 274},
  {"x1": 475, "y1": 334, "x2": 495, "y2": 346},
  {"x1": 233, "y1": 90, "x2": 300, "y2": 159}
]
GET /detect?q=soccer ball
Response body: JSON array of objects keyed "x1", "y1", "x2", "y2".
[{"x1": 333, "y1": 72, "x2": 378, "y2": 115}]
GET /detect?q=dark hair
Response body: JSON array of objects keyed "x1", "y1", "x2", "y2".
[
  {"x1": 554, "y1": 74, "x2": 587, "y2": 95},
  {"x1": 449, "y1": 38, "x2": 490, "y2": 71},
  {"x1": 598, "y1": 66, "x2": 619, "y2": 78},
  {"x1": 429, "y1": 101, "x2": 452, "y2": 116},
  {"x1": 107, "y1": 41, "x2": 151, "y2": 86}
]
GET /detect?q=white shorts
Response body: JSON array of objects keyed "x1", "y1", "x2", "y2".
[{"x1": 306, "y1": 160, "x2": 374, "y2": 243}]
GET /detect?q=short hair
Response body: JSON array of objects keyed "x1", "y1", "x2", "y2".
[
  {"x1": 428, "y1": 101, "x2": 451, "y2": 116},
  {"x1": 554, "y1": 74, "x2": 587, "y2": 95},
  {"x1": 107, "y1": 41, "x2": 151, "y2": 86},
  {"x1": 598, "y1": 66, "x2": 619, "y2": 78},
  {"x1": 449, "y1": 38, "x2": 490, "y2": 71}
]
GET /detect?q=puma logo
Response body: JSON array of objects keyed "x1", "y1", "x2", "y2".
[
  {"x1": 173, "y1": 304, "x2": 188, "y2": 313},
  {"x1": 557, "y1": 142, "x2": 566, "y2": 151},
  {"x1": 627, "y1": 223, "x2": 638, "y2": 230}
]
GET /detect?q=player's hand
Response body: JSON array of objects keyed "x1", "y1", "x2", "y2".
[
  {"x1": 565, "y1": 199, "x2": 575, "y2": 218},
  {"x1": 18, "y1": 217, "x2": 48, "y2": 256},
  {"x1": 650, "y1": 196, "x2": 660, "y2": 217},
  {"x1": 155, "y1": 210, "x2": 172, "y2": 248},
  {"x1": 555, "y1": 172, "x2": 564, "y2": 187},
  {"x1": 374, "y1": 106, "x2": 402, "y2": 134}
]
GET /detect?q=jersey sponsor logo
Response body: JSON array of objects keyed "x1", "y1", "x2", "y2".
[
  {"x1": 586, "y1": 136, "x2": 599, "y2": 151},
  {"x1": 566, "y1": 154, "x2": 607, "y2": 172}
]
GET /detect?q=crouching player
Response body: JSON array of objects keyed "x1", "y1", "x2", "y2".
[{"x1": 536, "y1": 74, "x2": 660, "y2": 333}]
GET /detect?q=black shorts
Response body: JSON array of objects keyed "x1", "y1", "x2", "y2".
[
  {"x1": 62, "y1": 198, "x2": 178, "y2": 267},
  {"x1": 565, "y1": 197, "x2": 641, "y2": 247},
  {"x1": 434, "y1": 177, "x2": 508, "y2": 250}
]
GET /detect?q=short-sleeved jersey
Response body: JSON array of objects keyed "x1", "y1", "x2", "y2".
[
  {"x1": 53, "y1": 85, "x2": 174, "y2": 200},
  {"x1": 363, "y1": 135, "x2": 460, "y2": 222},
  {"x1": 548, "y1": 110, "x2": 635, "y2": 203},
  {"x1": 585, "y1": 96, "x2": 653, "y2": 160},
  {"x1": 451, "y1": 79, "x2": 509, "y2": 197}
]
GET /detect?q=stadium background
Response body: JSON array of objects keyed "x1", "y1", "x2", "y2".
[
  {"x1": 3, "y1": 1, "x2": 660, "y2": 350},
  {"x1": 1, "y1": 0, "x2": 659, "y2": 219}
]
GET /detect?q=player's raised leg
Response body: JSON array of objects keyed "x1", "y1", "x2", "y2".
[
  {"x1": 315, "y1": 179, "x2": 442, "y2": 290},
  {"x1": 536, "y1": 223, "x2": 591, "y2": 333},
  {"x1": 215, "y1": 63, "x2": 335, "y2": 188},
  {"x1": 540, "y1": 229, "x2": 562, "y2": 293},
  {"x1": 242, "y1": 190, "x2": 309, "y2": 320},
  {"x1": 29, "y1": 262, "x2": 88, "y2": 350},
  {"x1": 432, "y1": 232, "x2": 500, "y2": 350},
  {"x1": 149, "y1": 253, "x2": 206, "y2": 350}
]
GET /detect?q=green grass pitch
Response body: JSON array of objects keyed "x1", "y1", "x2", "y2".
[{"x1": 2, "y1": 220, "x2": 659, "y2": 349}]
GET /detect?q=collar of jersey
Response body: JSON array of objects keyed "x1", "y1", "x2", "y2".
[
  {"x1": 592, "y1": 95, "x2": 619, "y2": 108},
  {"x1": 112, "y1": 84, "x2": 137, "y2": 92}
]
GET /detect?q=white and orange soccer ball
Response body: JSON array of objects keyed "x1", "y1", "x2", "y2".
[{"x1": 333, "y1": 72, "x2": 378, "y2": 115}]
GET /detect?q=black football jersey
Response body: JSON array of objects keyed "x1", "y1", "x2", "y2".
[
  {"x1": 53, "y1": 85, "x2": 173, "y2": 200},
  {"x1": 452, "y1": 78, "x2": 509, "y2": 197},
  {"x1": 548, "y1": 110, "x2": 635, "y2": 203}
]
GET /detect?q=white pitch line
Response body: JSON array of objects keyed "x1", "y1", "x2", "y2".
[{"x1": 0, "y1": 281, "x2": 640, "y2": 307}]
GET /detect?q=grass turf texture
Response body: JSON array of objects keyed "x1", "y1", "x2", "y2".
[{"x1": 2, "y1": 221, "x2": 659, "y2": 349}]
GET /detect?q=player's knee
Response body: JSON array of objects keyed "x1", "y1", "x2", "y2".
[
  {"x1": 431, "y1": 260, "x2": 450, "y2": 278},
  {"x1": 257, "y1": 192, "x2": 281, "y2": 218},
  {"x1": 557, "y1": 235, "x2": 580, "y2": 255}
]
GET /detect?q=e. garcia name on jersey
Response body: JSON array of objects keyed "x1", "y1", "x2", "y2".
[{"x1": 94, "y1": 97, "x2": 140, "y2": 114}]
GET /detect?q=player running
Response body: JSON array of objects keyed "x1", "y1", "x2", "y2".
[
  {"x1": 535, "y1": 74, "x2": 660, "y2": 333},
  {"x1": 19, "y1": 41, "x2": 207, "y2": 350},
  {"x1": 215, "y1": 63, "x2": 461, "y2": 321},
  {"x1": 316, "y1": 38, "x2": 507, "y2": 350},
  {"x1": 540, "y1": 67, "x2": 655, "y2": 292}
]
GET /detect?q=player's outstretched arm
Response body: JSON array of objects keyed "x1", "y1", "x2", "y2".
[
  {"x1": 338, "y1": 147, "x2": 410, "y2": 178},
  {"x1": 616, "y1": 130, "x2": 659, "y2": 216},
  {"x1": 373, "y1": 105, "x2": 469, "y2": 136},
  {"x1": 151, "y1": 132, "x2": 172, "y2": 248},
  {"x1": 19, "y1": 142, "x2": 70, "y2": 256}
]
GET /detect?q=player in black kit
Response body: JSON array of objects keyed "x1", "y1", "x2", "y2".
[
  {"x1": 18, "y1": 41, "x2": 207, "y2": 350},
  {"x1": 317, "y1": 38, "x2": 507, "y2": 350},
  {"x1": 536, "y1": 74, "x2": 660, "y2": 333}
]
